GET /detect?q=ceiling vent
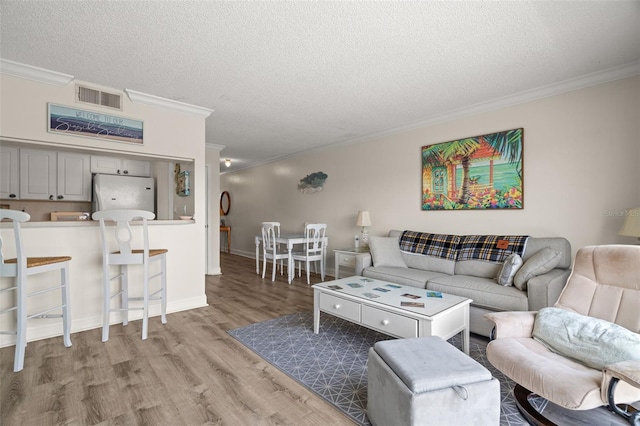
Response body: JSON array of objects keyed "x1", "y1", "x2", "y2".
[{"x1": 76, "y1": 84, "x2": 122, "y2": 110}]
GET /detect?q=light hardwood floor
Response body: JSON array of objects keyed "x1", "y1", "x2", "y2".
[{"x1": 1, "y1": 253, "x2": 355, "y2": 425}]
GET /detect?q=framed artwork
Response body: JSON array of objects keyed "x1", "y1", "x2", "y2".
[
  {"x1": 422, "y1": 128, "x2": 523, "y2": 210},
  {"x1": 48, "y1": 103, "x2": 143, "y2": 144}
]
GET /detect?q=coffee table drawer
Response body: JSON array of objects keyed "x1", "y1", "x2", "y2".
[
  {"x1": 362, "y1": 305, "x2": 418, "y2": 338},
  {"x1": 319, "y1": 293, "x2": 360, "y2": 322}
]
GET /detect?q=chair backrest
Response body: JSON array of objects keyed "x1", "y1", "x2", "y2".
[
  {"x1": 261, "y1": 222, "x2": 281, "y2": 237},
  {"x1": 555, "y1": 244, "x2": 640, "y2": 333},
  {"x1": 261, "y1": 222, "x2": 279, "y2": 253},
  {"x1": 304, "y1": 223, "x2": 327, "y2": 255},
  {"x1": 0, "y1": 209, "x2": 30, "y2": 277},
  {"x1": 92, "y1": 209, "x2": 155, "y2": 258}
]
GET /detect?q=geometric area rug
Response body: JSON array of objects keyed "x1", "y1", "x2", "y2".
[{"x1": 228, "y1": 310, "x2": 529, "y2": 425}]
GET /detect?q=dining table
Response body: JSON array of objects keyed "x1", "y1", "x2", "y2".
[{"x1": 254, "y1": 233, "x2": 328, "y2": 284}]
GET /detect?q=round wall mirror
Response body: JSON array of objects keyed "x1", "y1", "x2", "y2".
[{"x1": 220, "y1": 191, "x2": 231, "y2": 216}]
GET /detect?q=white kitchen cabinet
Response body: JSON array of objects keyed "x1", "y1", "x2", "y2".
[
  {"x1": 0, "y1": 146, "x2": 20, "y2": 199},
  {"x1": 90, "y1": 155, "x2": 151, "y2": 177},
  {"x1": 20, "y1": 149, "x2": 91, "y2": 201}
]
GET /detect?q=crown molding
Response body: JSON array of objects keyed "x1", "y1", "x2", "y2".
[
  {"x1": 0, "y1": 58, "x2": 74, "y2": 86},
  {"x1": 205, "y1": 143, "x2": 225, "y2": 151},
  {"x1": 125, "y1": 89, "x2": 213, "y2": 118},
  {"x1": 343, "y1": 61, "x2": 640, "y2": 145},
  {"x1": 223, "y1": 61, "x2": 640, "y2": 174}
]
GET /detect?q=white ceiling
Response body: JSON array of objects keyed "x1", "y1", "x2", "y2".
[{"x1": 1, "y1": 1, "x2": 639, "y2": 173}]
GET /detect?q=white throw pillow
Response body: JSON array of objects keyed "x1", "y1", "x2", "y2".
[
  {"x1": 369, "y1": 236, "x2": 407, "y2": 268},
  {"x1": 513, "y1": 247, "x2": 561, "y2": 290},
  {"x1": 495, "y1": 253, "x2": 523, "y2": 286},
  {"x1": 533, "y1": 307, "x2": 640, "y2": 370}
]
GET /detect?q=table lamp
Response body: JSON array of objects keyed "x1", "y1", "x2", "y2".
[
  {"x1": 356, "y1": 210, "x2": 372, "y2": 246},
  {"x1": 618, "y1": 207, "x2": 640, "y2": 243}
]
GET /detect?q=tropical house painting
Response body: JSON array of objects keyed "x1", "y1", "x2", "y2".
[{"x1": 422, "y1": 128, "x2": 523, "y2": 210}]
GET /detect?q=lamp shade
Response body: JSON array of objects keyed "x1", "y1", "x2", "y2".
[
  {"x1": 619, "y1": 207, "x2": 640, "y2": 238},
  {"x1": 356, "y1": 210, "x2": 372, "y2": 227}
]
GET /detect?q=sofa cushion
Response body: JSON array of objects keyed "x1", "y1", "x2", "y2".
[
  {"x1": 362, "y1": 266, "x2": 448, "y2": 289},
  {"x1": 369, "y1": 236, "x2": 407, "y2": 268},
  {"x1": 532, "y1": 307, "x2": 640, "y2": 370},
  {"x1": 454, "y1": 260, "x2": 501, "y2": 279},
  {"x1": 427, "y1": 275, "x2": 529, "y2": 311},
  {"x1": 402, "y1": 251, "x2": 456, "y2": 275},
  {"x1": 523, "y1": 237, "x2": 572, "y2": 269},
  {"x1": 496, "y1": 254, "x2": 523, "y2": 286},
  {"x1": 513, "y1": 247, "x2": 562, "y2": 290}
]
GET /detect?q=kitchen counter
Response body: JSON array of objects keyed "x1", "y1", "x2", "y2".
[
  {"x1": 0, "y1": 217, "x2": 206, "y2": 348},
  {"x1": 0, "y1": 219, "x2": 195, "y2": 228}
]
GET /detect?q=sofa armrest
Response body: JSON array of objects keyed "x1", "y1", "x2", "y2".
[
  {"x1": 484, "y1": 311, "x2": 537, "y2": 339},
  {"x1": 356, "y1": 252, "x2": 373, "y2": 275},
  {"x1": 527, "y1": 268, "x2": 571, "y2": 311}
]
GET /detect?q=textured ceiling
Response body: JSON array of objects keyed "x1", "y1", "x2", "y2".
[{"x1": 1, "y1": 1, "x2": 639, "y2": 173}]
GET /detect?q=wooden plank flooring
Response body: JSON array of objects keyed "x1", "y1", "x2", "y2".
[{"x1": 1, "y1": 253, "x2": 355, "y2": 425}]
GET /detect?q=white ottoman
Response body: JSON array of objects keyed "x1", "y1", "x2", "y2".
[{"x1": 367, "y1": 336, "x2": 500, "y2": 426}]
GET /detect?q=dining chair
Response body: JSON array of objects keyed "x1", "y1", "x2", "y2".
[
  {"x1": 261, "y1": 222, "x2": 289, "y2": 282},
  {"x1": 300, "y1": 222, "x2": 318, "y2": 275},
  {"x1": 92, "y1": 209, "x2": 167, "y2": 342},
  {"x1": 292, "y1": 223, "x2": 327, "y2": 285},
  {"x1": 261, "y1": 221, "x2": 285, "y2": 274},
  {"x1": 0, "y1": 209, "x2": 72, "y2": 372}
]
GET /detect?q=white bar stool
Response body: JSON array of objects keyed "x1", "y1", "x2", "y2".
[
  {"x1": 92, "y1": 209, "x2": 167, "y2": 342},
  {"x1": 0, "y1": 209, "x2": 72, "y2": 372}
]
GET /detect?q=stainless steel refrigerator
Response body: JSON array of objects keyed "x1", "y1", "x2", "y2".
[{"x1": 92, "y1": 174, "x2": 155, "y2": 213}]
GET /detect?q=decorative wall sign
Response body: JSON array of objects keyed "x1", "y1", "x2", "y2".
[
  {"x1": 422, "y1": 128, "x2": 523, "y2": 210},
  {"x1": 48, "y1": 103, "x2": 143, "y2": 144},
  {"x1": 298, "y1": 171, "x2": 328, "y2": 194},
  {"x1": 177, "y1": 171, "x2": 191, "y2": 196}
]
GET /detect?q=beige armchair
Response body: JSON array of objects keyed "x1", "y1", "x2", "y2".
[{"x1": 485, "y1": 245, "x2": 640, "y2": 425}]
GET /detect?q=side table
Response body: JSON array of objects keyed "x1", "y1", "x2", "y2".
[
  {"x1": 220, "y1": 226, "x2": 231, "y2": 253},
  {"x1": 334, "y1": 247, "x2": 370, "y2": 278}
]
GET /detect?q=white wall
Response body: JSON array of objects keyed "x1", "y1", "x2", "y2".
[
  {"x1": 0, "y1": 70, "x2": 212, "y2": 345},
  {"x1": 206, "y1": 145, "x2": 222, "y2": 275},
  {"x1": 222, "y1": 76, "x2": 640, "y2": 271}
]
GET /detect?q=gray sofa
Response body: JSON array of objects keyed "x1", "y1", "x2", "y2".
[{"x1": 361, "y1": 230, "x2": 572, "y2": 337}]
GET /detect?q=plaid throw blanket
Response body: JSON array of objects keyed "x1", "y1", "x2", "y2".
[
  {"x1": 457, "y1": 235, "x2": 529, "y2": 263},
  {"x1": 399, "y1": 231, "x2": 461, "y2": 261}
]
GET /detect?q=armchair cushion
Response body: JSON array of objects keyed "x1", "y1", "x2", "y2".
[
  {"x1": 369, "y1": 236, "x2": 407, "y2": 268},
  {"x1": 533, "y1": 307, "x2": 640, "y2": 370}
]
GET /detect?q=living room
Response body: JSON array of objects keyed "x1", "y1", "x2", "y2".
[
  {"x1": 220, "y1": 75, "x2": 640, "y2": 262},
  {"x1": 1, "y1": 2, "x2": 639, "y2": 425}
]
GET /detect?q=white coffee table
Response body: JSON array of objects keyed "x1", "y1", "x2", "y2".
[{"x1": 312, "y1": 276, "x2": 472, "y2": 354}]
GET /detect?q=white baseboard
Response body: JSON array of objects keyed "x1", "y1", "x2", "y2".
[{"x1": 0, "y1": 295, "x2": 208, "y2": 348}]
